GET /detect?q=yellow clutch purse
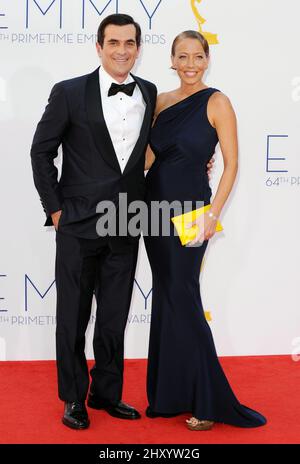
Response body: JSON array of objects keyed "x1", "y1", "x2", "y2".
[{"x1": 171, "y1": 204, "x2": 223, "y2": 246}]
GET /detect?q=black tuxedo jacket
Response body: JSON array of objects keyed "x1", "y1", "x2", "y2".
[{"x1": 31, "y1": 67, "x2": 157, "y2": 243}]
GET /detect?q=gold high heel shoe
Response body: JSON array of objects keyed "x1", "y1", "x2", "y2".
[{"x1": 186, "y1": 417, "x2": 214, "y2": 431}]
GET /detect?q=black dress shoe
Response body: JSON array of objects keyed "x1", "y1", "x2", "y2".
[
  {"x1": 146, "y1": 406, "x2": 180, "y2": 418},
  {"x1": 62, "y1": 401, "x2": 90, "y2": 430},
  {"x1": 87, "y1": 392, "x2": 141, "y2": 420}
]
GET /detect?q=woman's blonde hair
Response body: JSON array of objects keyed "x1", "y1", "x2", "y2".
[{"x1": 171, "y1": 30, "x2": 209, "y2": 57}]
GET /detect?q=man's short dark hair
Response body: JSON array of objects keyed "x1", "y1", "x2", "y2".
[{"x1": 97, "y1": 14, "x2": 142, "y2": 48}]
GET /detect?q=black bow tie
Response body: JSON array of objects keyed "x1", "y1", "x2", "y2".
[{"x1": 108, "y1": 82, "x2": 136, "y2": 97}]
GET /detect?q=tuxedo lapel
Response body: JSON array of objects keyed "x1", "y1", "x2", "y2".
[
  {"x1": 123, "y1": 74, "x2": 152, "y2": 175},
  {"x1": 86, "y1": 68, "x2": 121, "y2": 174}
]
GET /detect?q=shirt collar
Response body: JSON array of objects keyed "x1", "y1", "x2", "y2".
[{"x1": 99, "y1": 66, "x2": 134, "y2": 94}]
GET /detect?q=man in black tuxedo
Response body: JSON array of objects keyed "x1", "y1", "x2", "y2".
[{"x1": 31, "y1": 14, "x2": 157, "y2": 429}]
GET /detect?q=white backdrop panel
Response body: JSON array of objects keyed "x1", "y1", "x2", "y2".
[{"x1": 0, "y1": 0, "x2": 299, "y2": 360}]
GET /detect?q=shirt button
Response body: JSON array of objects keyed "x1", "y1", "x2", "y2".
[{"x1": 123, "y1": 138, "x2": 125, "y2": 141}]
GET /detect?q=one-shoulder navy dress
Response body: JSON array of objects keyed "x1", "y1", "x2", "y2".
[{"x1": 144, "y1": 88, "x2": 266, "y2": 427}]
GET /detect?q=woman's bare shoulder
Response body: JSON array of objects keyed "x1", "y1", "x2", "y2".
[
  {"x1": 209, "y1": 91, "x2": 233, "y2": 109},
  {"x1": 208, "y1": 91, "x2": 236, "y2": 127},
  {"x1": 155, "y1": 91, "x2": 178, "y2": 115},
  {"x1": 209, "y1": 90, "x2": 230, "y2": 105}
]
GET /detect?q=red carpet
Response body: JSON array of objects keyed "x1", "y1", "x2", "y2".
[{"x1": 0, "y1": 356, "x2": 298, "y2": 444}]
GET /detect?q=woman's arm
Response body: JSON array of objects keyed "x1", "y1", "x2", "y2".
[
  {"x1": 145, "y1": 144, "x2": 156, "y2": 171},
  {"x1": 144, "y1": 92, "x2": 169, "y2": 171},
  {"x1": 189, "y1": 92, "x2": 238, "y2": 244},
  {"x1": 209, "y1": 92, "x2": 238, "y2": 218}
]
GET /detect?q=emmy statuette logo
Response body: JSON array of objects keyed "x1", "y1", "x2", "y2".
[{"x1": 190, "y1": 0, "x2": 219, "y2": 44}]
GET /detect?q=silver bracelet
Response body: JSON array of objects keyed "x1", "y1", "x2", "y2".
[{"x1": 208, "y1": 211, "x2": 218, "y2": 221}]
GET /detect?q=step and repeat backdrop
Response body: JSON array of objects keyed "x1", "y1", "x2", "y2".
[{"x1": 0, "y1": 0, "x2": 299, "y2": 360}]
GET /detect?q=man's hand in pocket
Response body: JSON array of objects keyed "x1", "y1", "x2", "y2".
[{"x1": 51, "y1": 210, "x2": 62, "y2": 231}]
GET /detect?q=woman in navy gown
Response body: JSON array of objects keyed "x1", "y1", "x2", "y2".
[{"x1": 144, "y1": 31, "x2": 267, "y2": 431}]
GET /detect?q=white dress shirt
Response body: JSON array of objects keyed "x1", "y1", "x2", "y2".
[{"x1": 99, "y1": 66, "x2": 146, "y2": 173}]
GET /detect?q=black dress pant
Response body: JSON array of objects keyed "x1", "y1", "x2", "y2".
[{"x1": 55, "y1": 230, "x2": 138, "y2": 402}]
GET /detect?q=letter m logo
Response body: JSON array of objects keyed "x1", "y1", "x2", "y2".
[
  {"x1": 26, "y1": 0, "x2": 63, "y2": 28},
  {"x1": 24, "y1": 274, "x2": 55, "y2": 312}
]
